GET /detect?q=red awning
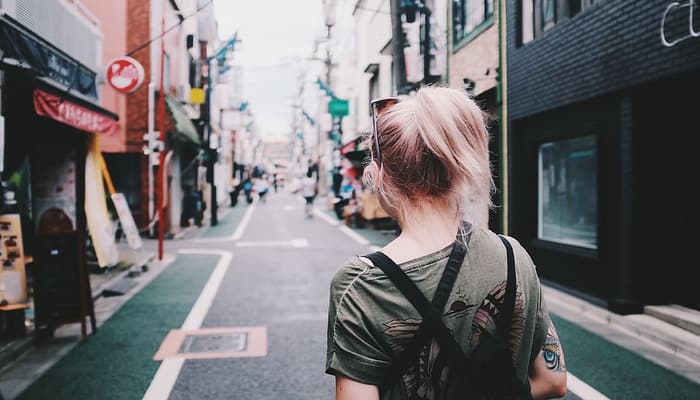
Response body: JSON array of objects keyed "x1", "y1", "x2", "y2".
[{"x1": 33, "y1": 88, "x2": 118, "y2": 135}]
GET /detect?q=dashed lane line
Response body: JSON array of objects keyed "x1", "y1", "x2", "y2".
[{"x1": 143, "y1": 249, "x2": 233, "y2": 400}]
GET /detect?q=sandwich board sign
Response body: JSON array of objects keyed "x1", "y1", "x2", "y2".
[{"x1": 111, "y1": 193, "x2": 142, "y2": 249}]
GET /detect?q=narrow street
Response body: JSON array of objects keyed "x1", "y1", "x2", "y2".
[{"x1": 5, "y1": 191, "x2": 699, "y2": 400}]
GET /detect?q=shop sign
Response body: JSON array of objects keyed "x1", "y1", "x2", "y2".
[
  {"x1": 0, "y1": 17, "x2": 98, "y2": 98},
  {"x1": 190, "y1": 88, "x2": 205, "y2": 104},
  {"x1": 105, "y1": 56, "x2": 145, "y2": 94},
  {"x1": 33, "y1": 89, "x2": 117, "y2": 135},
  {"x1": 661, "y1": 0, "x2": 700, "y2": 47},
  {"x1": 329, "y1": 98, "x2": 349, "y2": 117}
]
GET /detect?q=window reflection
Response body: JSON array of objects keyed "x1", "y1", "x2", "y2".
[{"x1": 538, "y1": 136, "x2": 597, "y2": 249}]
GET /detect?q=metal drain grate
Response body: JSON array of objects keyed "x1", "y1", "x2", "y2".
[
  {"x1": 154, "y1": 327, "x2": 267, "y2": 360},
  {"x1": 179, "y1": 332, "x2": 248, "y2": 354}
]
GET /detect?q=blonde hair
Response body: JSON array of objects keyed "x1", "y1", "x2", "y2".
[{"x1": 363, "y1": 86, "x2": 494, "y2": 227}]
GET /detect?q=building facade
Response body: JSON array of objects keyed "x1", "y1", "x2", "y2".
[
  {"x1": 84, "y1": 0, "x2": 204, "y2": 234},
  {"x1": 448, "y1": 0, "x2": 501, "y2": 230},
  {"x1": 505, "y1": 0, "x2": 700, "y2": 312}
]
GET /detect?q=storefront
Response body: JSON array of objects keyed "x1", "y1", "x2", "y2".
[
  {"x1": 506, "y1": 0, "x2": 700, "y2": 312},
  {"x1": 1, "y1": 16, "x2": 118, "y2": 338}
]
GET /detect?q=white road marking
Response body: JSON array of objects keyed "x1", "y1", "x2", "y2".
[
  {"x1": 192, "y1": 201, "x2": 257, "y2": 243},
  {"x1": 339, "y1": 225, "x2": 371, "y2": 245},
  {"x1": 235, "y1": 238, "x2": 309, "y2": 248},
  {"x1": 567, "y1": 372, "x2": 610, "y2": 400},
  {"x1": 142, "y1": 358, "x2": 184, "y2": 400},
  {"x1": 143, "y1": 249, "x2": 233, "y2": 400},
  {"x1": 313, "y1": 208, "x2": 340, "y2": 226},
  {"x1": 290, "y1": 238, "x2": 309, "y2": 248},
  {"x1": 232, "y1": 201, "x2": 256, "y2": 240}
]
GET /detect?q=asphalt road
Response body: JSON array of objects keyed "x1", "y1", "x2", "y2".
[{"x1": 167, "y1": 192, "x2": 373, "y2": 400}]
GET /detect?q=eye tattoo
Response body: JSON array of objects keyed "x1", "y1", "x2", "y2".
[{"x1": 543, "y1": 324, "x2": 565, "y2": 372}]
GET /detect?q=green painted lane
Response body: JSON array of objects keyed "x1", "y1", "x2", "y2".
[
  {"x1": 199, "y1": 205, "x2": 249, "y2": 238},
  {"x1": 552, "y1": 314, "x2": 700, "y2": 400},
  {"x1": 18, "y1": 254, "x2": 218, "y2": 400}
]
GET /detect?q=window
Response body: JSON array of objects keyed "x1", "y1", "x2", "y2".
[
  {"x1": 538, "y1": 136, "x2": 597, "y2": 249},
  {"x1": 453, "y1": 0, "x2": 495, "y2": 45},
  {"x1": 521, "y1": 0, "x2": 599, "y2": 44}
]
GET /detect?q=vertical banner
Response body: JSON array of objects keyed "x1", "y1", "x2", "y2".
[{"x1": 85, "y1": 136, "x2": 119, "y2": 267}]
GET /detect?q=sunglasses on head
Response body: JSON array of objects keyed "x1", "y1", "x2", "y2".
[{"x1": 370, "y1": 97, "x2": 400, "y2": 165}]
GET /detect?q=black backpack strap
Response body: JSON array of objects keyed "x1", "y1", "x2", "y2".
[
  {"x1": 364, "y1": 243, "x2": 470, "y2": 390},
  {"x1": 497, "y1": 235, "x2": 517, "y2": 335},
  {"x1": 432, "y1": 241, "x2": 467, "y2": 311}
]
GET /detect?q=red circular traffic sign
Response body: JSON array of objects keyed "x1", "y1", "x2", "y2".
[{"x1": 106, "y1": 56, "x2": 145, "y2": 94}]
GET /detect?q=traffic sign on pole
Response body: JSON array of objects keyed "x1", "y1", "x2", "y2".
[{"x1": 329, "y1": 98, "x2": 349, "y2": 117}]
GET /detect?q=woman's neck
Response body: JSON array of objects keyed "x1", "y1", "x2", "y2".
[{"x1": 382, "y1": 202, "x2": 461, "y2": 264}]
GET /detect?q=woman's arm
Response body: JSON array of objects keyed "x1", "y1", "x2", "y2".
[
  {"x1": 529, "y1": 321, "x2": 567, "y2": 399},
  {"x1": 335, "y1": 375, "x2": 379, "y2": 400}
]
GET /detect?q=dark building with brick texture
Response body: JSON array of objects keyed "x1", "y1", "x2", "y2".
[{"x1": 505, "y1": 0, "x2": 699, "y2": 312}]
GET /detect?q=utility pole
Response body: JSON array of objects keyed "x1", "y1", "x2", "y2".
[
  {"x1": 200, "y1": 34, "x2": 238, "y2": 226},
  {"x1": 205, "y1": 55, "x2": 217, "y2": 226},
  {"x1": 389, "y1": 0, "x2": 408, "y2": 94},
  {"x1": 156, "y1": 8, "x2": 167, "y2": 260},
  {"x1": 422, "y1": 6, "x2": 433, "y2": 85}
]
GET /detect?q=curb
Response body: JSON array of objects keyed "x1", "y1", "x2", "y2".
[{"x1": 542, "y1": 284, "x2": 700, "y2": 384}]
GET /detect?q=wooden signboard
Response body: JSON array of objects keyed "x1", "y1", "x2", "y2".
[
  {"x1": 0, "y1": 214, "x2": 27, "y2": 305},
  {"x1": 32, "y1": 231, "x2": 96, "y2": 341}
]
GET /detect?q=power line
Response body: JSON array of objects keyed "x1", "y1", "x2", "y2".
[{"x1": 126, "y1": 0, "x2": 213, "y2": 57}]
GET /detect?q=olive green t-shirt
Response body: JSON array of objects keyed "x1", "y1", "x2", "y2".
[{"x1": 325, "y1": 228, "x2": 551, "y2": 399}]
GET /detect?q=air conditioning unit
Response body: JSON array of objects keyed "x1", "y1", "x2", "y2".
[{"x1": 175, "y1": 84, "x2": 191, "y2": 103}]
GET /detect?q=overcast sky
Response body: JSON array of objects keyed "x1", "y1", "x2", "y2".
[{"x1": 213, "y1": 0, "x2": 325, "y2": 139}]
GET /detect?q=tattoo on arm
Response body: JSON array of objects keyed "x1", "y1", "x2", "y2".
[{"x1": 542, "y1": 323, "x2": 566, "y2": 372}]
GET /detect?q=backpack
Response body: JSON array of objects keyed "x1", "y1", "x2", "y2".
[{"x1": 364, "y1": 234, "x2": 533, "y2": 400}]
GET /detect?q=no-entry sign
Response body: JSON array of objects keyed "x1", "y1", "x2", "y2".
[{"x1": 106, "y1": 56, "x2": 145, "y2": 94}]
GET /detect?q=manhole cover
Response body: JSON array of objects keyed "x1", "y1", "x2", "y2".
[
  {"x1": 180, "y1": 332, "x2": 248, "y2": 354},
  {"x1": 154, "y1": 326, "x2": 267, "y2": 360}
]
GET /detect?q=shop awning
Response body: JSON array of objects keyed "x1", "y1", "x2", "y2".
[
  {"x1": 33, "y1": 81, "x2": 119, "y2": 135},
  {"x1": 165, "y1": 95, "x2": 201, "y2": 146},
  {"x1": 341, "y1": 135, "x2": 369, "y2": 162},
  {"x1": 1, "y1": 16, "x2": 98, "y2": 99}
]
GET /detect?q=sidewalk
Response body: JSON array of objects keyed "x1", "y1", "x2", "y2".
[
  {"x1": 0, "y1": 203, "x2": 246, "y2": 400},
  {"x1": 0, "y1": 252, "x2": 175, "y2": 399},
  {"x1": 0, "y1": 242, "x2": 156, "y2": 373}
]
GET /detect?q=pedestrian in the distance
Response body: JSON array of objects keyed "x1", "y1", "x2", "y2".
[
  {"x1": 256, "y1": 175, "x2": 270, "y2": 204},
  {"x1": 242, "y1": 177, "x2": 253, "y2": 205},
  {"x1": 326, "y1": 87, "x2": 567, "y2": 400},
  {"x1": 302, "y1": 169, "x2": 317, "y2": 218}
]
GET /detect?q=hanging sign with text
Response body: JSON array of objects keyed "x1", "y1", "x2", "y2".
[{"x1": 33, "y1": 89, "x2": 117, "y2": 135}]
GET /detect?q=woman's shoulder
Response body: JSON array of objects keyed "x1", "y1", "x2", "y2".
[{"x1": 329, "y1": 256, "x2": 372, "y2": 296}]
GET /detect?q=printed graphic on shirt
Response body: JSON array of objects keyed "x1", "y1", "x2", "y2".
[
  {"x1": 381, "y1": 283, "x2": 524, "y2": 400},
  {"x1": 470, "y1": 281, "x2": 526, "y2": 363},
  {"x1": 382, "y1": 297, "x2": 473, "y2": 399}
]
